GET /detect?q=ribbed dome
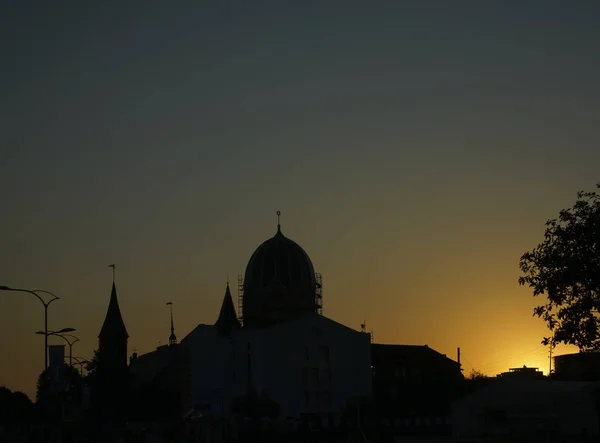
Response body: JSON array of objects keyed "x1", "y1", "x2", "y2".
[
  {"x1": 242, "y1": 224, "x2": 317, "y2": 327},
  {"x1": 244, "y1": 227, "x2": 316, "y2": 293}
]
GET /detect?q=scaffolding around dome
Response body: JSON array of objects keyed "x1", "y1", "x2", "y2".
[
  {"x1": 236, "y1": 223, "x2": 325, "y2": 328},
  {"x1": 237, "y1": 271, "x2": 324, "y2": 327},
  {"x1": 315, "y1": 272, "x2": 323, "y2": 316},
  {"x1": 237, "y1": 274, "x2": 244, "y2": 326}
]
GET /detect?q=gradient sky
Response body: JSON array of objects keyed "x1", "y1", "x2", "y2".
[{"x1": 1, "y1": 1, "x2": 599, "y2": 399}]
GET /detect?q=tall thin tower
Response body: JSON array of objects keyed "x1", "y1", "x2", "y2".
[{"x1": 167, "y1": 302, "x2": 177, "y2": 346}]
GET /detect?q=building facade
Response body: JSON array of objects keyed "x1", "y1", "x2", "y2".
[
  {"x1": 179, "y1": 312, "x2": 371, "y2": 421},
  {"x1": 452, "y1": 380, "x2": 600, "y2": 441},
  {"x1": 371, "y1": 343, "x2": 463, "y2": 435},
  {"x1": 554, "y1": 352, "x2": 600, "y2": 381}
]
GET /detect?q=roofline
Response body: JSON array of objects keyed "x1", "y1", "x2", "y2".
[{"x1": 371, "y1": 343, "x2": 461, "y2": 365}]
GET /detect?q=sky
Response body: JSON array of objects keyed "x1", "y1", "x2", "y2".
[{"x1": 1, "y1": 1, "x2": 599, "y2": 399}]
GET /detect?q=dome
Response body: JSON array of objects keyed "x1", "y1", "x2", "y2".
[{"x1": 242, "y1": 223, "x2": 317, "y2": 328}]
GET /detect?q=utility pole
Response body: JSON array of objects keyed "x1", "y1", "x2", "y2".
[
  {"x1": 457, "y1": 347, "x2": 462, "y2": 372},
  {"x1": 549, "y1": 345, "x2": 553, "y2": 376}
]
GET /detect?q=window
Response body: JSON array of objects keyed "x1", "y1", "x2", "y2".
[
  {"x1": 323, "y1": 368, "x2": 331, "y2": 386},
  {"x1": 303, "y1": 367, "x2": 308, "y2": 384},
  {"x1": 312, "y1": 368, "x2": 319, "y2": 385},
  {"x1": 305, "y1": 346, "x2": 310, "y2": 360},
  {"x1": 304, "y1": 390, "x2": 309, "y2": 409}
]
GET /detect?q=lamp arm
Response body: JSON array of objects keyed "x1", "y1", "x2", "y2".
[{"x1": 32, "y1": 290, "x2": 60, "y2": 301}]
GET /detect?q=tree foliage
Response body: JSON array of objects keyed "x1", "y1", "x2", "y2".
[
  {"x1": 465, "y1": 370, "x2": 489, "y2": 380},
  {"x1": 519, "y1": 183, "x2": 600, "y2": 351},
  {"x1": 460, "y1": 370, "x2": 495, "y2": 397},
  {"x1": 36, "y1": 363, "x2": 83, "y2": 400},
  {"x1": 0, "y1": 386, "x2": 33, "y2": 423},
  {"x1": 84, "y1": 349, "x2": 99, "y2": 383}
]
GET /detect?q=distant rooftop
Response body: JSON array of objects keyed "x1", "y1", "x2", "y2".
[{"x1": 497, "y1": 365, "x2": 544, "y2": 379}]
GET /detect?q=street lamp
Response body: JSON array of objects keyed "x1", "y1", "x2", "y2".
[
  {"x1": 36, "y1": 329, "x2": 78, "y2": 367},
  {"x1": 70, "y1": 357, "x2": 90, "y2": 376},
  {"x1": 0, "y1": 285, "x2": 60, "y2": 371}
]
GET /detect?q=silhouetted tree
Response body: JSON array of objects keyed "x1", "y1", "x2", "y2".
[
  {"x1": 36, "y1": 363, "x2": 83, "y2": 422},
  {"x1": 465, "y1": 370, "x2": 488, "y2": 380},
  {"x1": 84, "y1": 349, "x2": 99, "y2": 384},
  {"x1": 36, "y1": 363, "x2": 83, "y2": 403},
  {"x1": 0, "y1": 386, "x2": 33, "y2": 423},
  {"x1": 460, "y1": 369, "x2": 495, "y2": 397},
  {"x1": 519, "y1": 183, "x2": 600, "y2": 351}
]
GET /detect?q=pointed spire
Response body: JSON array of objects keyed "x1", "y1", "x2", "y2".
[
  {"x1": 215, "y1": 281, "x2": 241, "y2": 336},
  {"x1": 276, "y1": 210, "x2": 282, "y2": 234},
  {"x1": 167, "y1": 302, "x2": 177, "y2": 345},
  {"x1": 99, "y1": 280, "x2": 129, "y2": 339}
]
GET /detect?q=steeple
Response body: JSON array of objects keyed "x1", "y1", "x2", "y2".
[
  {"x1": 95, "y1": 264, "x2": 129, "y2": 419},
  {"x1": 215, "y1": 281, "x2": 241, "y2": 336},
  {"x1": 99, "y1": 281, "x2": 129, "y2": 340},
  {"x1": 167, "y1": 302, "x2": 177, "y2": 345},
  {"x1": 276, "y1": 210, "x2": 282, "y2": 235}
]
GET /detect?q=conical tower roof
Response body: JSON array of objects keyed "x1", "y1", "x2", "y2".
[
  {"x1": 99, "y1": 282, "x2": 129, "y2": 339},
  {"x1": 215, "y1": 282, "x2": 241, "y2": 335}
]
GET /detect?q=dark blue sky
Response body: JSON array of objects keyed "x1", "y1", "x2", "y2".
[{"x1": 1, "y1": 1, "x2": 599, "y2": 397}]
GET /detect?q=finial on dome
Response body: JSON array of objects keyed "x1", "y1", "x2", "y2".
[{"x1": 276, "y1": 210, "x2": 281, "y2": 233}]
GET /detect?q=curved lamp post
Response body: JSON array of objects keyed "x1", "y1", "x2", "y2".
[
  {"x1": 0, "y1": 285, "x2": 60, "y2": 371},
  {"x1": 36, "y1": 329, "x2": 78, "y2": 367},
  {"x1": 70, "y1": 356, "x2": 90, "y2": 375}
]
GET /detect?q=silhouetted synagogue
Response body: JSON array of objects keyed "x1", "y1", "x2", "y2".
[
  {"x1": 127, "y1": 219, "x2": 371, "y2": 424},
  {"x1": 96, "y1": 216, "x2": 463, "y2": 430}
]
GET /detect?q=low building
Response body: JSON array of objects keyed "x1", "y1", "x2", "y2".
[
  {"x1": 452, "y1": 380, "x2": 600, "y2": 441},
  {"x1": 497, "y1": 365, "x2": 545, "y2": 381},
  {"x1": 554, "y1": 352, "x2": 600, "y2": 381},
  {"x1": 371, "y1": 343, "x2": 463, "y2": 435}
]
